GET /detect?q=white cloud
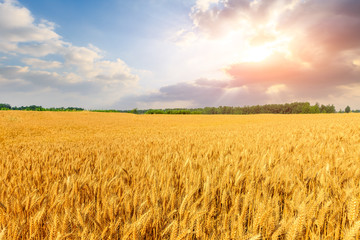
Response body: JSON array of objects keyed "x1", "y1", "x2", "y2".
[
  {"x1": 94, "y1": 59, "x2": 139, "y2": 84},
  {"x1": 16, "y1": 40, "x2": 65, "y2": 57},
  {"x1": 0, "y1": 41, "x2": 17, "y2": 53},
  {"x1": 194, "y1": 0, "x2": 222, "y2": 12},
  {"x1": 0, "y1": 0, "x2": 59, "y2": 45},
  {"x1": 22, "y1": 58, "x2": 62, "y2": 69},
  {"x1": 63, "y1": 45, "x2": 139, "y2": 85},
  {"x1": 64, "y1": 45, "x2": 101, "y2": 71},
  {"x1": 266, "y1": 84, "x2": 287, "y2": 95}
]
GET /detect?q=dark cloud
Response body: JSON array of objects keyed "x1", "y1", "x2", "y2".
[
  {"x1": 137, "y1": 82, "x2": 225, "y2": 106},
  {"x1": 194, "y1": 78, "x2": 229, "y2": 88}
]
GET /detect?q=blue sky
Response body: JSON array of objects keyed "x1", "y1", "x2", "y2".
[
  {"x1": 1, "y1": 0, "x2": 360, "y2": 110},
  {"x1": 20, "y1": 0, "x2": 193, "y2": 61}
]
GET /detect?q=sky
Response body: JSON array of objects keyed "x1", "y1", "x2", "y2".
[{"x1": 0, "y1": 0, "x2": 360, "y2": 110}]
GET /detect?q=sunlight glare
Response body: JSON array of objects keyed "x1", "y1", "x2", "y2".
[{"x1": 241, "y1": 46, "x2": 273, "y2": 62}]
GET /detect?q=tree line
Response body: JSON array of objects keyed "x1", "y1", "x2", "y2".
[
  {"x1": 0, "y1": 102, "x2": 353, "y2": 114},
  {"x1": 0, "y1": 103, "x2": 84, "y2": 112},
  {"x1": 144, "y1": 102, "x2": 337, "y2": 114}
]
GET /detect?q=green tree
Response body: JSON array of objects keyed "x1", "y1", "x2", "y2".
[
  {"x1": 301, "y1": 102, "x2": 311, "y2": 113},
  {"x1": 310, "y1": 103, "x2": 320, "y2": 113},
  {"x1": 130, "y1": 108, "x2": 138, "y2": 114},
  {"x1": 345, "y1": 106, "x2": 351, "y2": 113},
  {"x1": 0, "y1": 103, "x2": 11, "y2": 110}
]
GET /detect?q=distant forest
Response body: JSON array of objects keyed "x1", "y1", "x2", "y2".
[
  {"x1": 0, "y1": 102, "x2": 351, "y2": 114},
  {"x1": 0, "y1": 104, "x2": 84, "y2": 112},
  {"x1": 142, "y1": 102, "x2": 337, "y2": 114}
]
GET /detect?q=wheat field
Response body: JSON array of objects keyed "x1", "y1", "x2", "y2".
[{"x1": 1, "y1": 111, "x2": 360, "y2": 239}]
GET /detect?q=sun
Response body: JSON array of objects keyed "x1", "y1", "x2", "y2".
[
  {"x1": 236, "y1": 33, "x2": 293, "y2": 63},
  {"x1": 240, "y1": 45, "x2": 274, "y2": 63}
]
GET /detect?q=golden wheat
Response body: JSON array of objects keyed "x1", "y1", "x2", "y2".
[{"x1": 1, "y1": 111, "x2": 360, "y2": 239}]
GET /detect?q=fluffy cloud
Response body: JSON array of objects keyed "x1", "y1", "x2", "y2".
[
  {"x1": 0, "y1": 0, "x2": 59, "y2": 52},
  {"x1": 0, "y1": 0, "x2": 138, "y2": 107},
  {"x1": 22, "y1": 58, "x2": 62, "y2": 69},
  {"x1": 16, "y1": 40, "x2": 65, "y2": 57}
]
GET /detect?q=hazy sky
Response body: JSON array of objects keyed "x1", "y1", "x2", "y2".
[{"x1": 0, "y1": 0, "x2": 360, "y2": 110}]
